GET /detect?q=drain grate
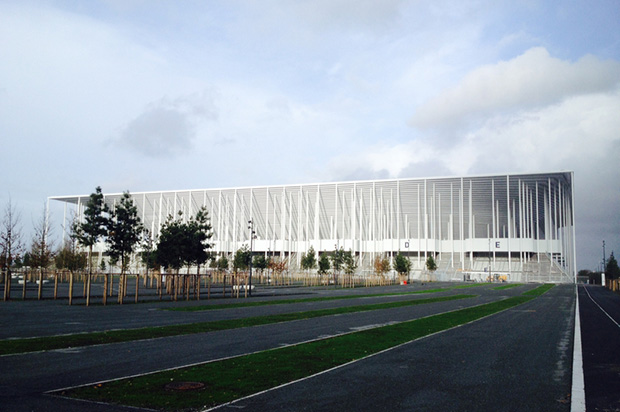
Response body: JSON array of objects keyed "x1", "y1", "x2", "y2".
[{"x1": 165, "y1": 381, "x2": 206, "y2": 391}]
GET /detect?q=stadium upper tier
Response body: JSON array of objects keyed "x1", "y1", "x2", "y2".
[{"x1": 50, "y1": 171, "x2": 576, "y2": 283}]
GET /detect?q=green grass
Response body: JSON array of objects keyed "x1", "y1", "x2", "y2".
[
  {"x1": 493, "y1": 283, "x2": 523, "y2": 290},
  {"x1": 0, "y1": 294, "x2": 474, "y2": 356},
  {"x1": 522, "y1": 283, "x2": 555, "y2": 296},
  {"x1": 59, "y1": 286, "x2": 550, "y2": 411}
]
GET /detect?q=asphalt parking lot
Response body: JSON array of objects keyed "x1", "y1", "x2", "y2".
[{"x1": 0, "y1": 282, "x2": 617, "y2": 411}]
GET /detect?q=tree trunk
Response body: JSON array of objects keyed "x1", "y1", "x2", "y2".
[
  {"x1": 68, "y1": 271, "x2": 74, "y2": 305},
  {"x1": 37, "y1": 269, "x2": 43, "y2": 300},
  {"x1": 54, "y1": 270, "x2": 58, "y2": 300},
  {"x1": 135, "y1": 273, "x2": 139, "y2": 304},
  {"x1": 158, "y1": 273, "x2": 162, "y2": 300},
  {"x1": 3, "y1": 269, "x2": 10, "y2": 301},
  {"x1": 222, "y1": 273, "x2": 226, "y2": 297},
  {"x1": 86, "y1": 273, "x2": 91, "y2": 307},
  {"x1": 118, "y1": 273, "x2": 124, "y2": 304},
  {"x1": 21, "y1": 270, "x2": 27, "y2": 300},
  {"x1": 103, "y1": 274, "x2": 108, "y2": 306}
]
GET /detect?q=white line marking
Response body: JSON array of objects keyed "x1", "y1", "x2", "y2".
[
  {"x1": 200, "y1": 303, "x2": 518, "y2": 412},
  {"x1": 571, "y1": 285, "x2": 586, "y2": 412},
  {"x1": 583, "y1": 285, "x2": 620, "y2": 328}
]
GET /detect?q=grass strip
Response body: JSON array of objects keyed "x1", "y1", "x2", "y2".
[
  {"x1": 59, "y1": 286, "x2": 550, "y2": 411},
  {"x1": 167, "y1": 288, "x2": 450, "y2": 312},
  {"x1": 0, "y1": 294, "x2": 474, "y2": 356},
  {"x1": 493, "y1": 284, "x2": 523, "y2": 290},
  {"x1": 522, "y1": 283, "x2": 555, "y2": 296}
]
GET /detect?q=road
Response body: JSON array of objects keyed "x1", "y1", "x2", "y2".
[
  {"x1": 0, "y1": 282, "x2": 612, "y2": 411},
  {"x1": 578, "y1": 284, "x2": 620, "y2": 411}
]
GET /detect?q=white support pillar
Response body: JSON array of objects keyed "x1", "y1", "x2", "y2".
[
  {"x1": 507, "y1": 175, "x2": 512, "y2": 275},
  {"x1": 469, "y1": 179, "x2": 473, "y2": 269},
  {"x1": 460, "y1": 178, "x2": 464, "y2": 270}
]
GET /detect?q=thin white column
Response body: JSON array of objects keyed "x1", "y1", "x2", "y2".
[
  {"x1": 507, "y1": 176, "x2": 512, "y2": 275},
  {"x1": 460, "y1": 178, "x2": 464, "y2": 270}
]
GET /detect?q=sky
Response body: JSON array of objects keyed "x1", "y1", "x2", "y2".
[{"x1": 1, "y1": 0, "x2": 619, "y2": 271}]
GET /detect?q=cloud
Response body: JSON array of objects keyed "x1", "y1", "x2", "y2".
[
  {"x1": 117, "y1": 91, "x2": 218, "y2": 158},
  {"x1": 411, "y1": 47, "x2": 620, "y2": 130}
]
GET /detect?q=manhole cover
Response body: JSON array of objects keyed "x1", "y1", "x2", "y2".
[{"x1": 165, "y1": 381, "x2": 205, "y2": 391}]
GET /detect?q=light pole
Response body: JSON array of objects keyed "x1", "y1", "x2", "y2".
[
  {"x1": 248, "y1": 220, "x2": 255, "y2": 296},
  {"x1": 603, "y1": 240, "x2": 606, "y2": 273}
]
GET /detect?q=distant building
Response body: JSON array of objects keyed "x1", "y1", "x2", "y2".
[{"x1": 50, "y1": 171, "x2": 576, "y2": 283}]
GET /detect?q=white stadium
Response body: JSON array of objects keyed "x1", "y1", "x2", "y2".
[{"x1": 50, "y1": 171, "x2": 576, "y2": 283}]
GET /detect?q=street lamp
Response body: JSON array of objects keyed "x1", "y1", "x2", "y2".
[{"x1": 248, "y1": 220, "x2": 255, "y2": 296}]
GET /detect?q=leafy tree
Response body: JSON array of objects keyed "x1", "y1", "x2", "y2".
[
  {"x1": 301, "y1": 246, "x2": 317, "y2": 272},
  {"x1": 342, "y1": 250, "x2": 358, "y2": 287},
  {"x1": 1, "y1": 198, "x2": 23, "y2": 301},
  {"x1": 426, "y1": 254, "x2": 437, "y2": 272},
  {"x1": 253, "y1": 254, "x2": 268, "y2": 281},
  {"x1": 268, "y1": 258, "x2": 288, "y2": 285},
  {"x1": 74, "y1": 186, "x2": 108, "y2": 306},
  {"x1": 374, "y1": 255, "x2": 391, "y2": 278},
  {"x1": 343, "y1": 250, "x2": 357, "y2": 275},
  {"x1": 330, "y1": 247, "x2": 346, "y2": 285},
  {"x1": 55, "y1": 244, "x2": 87, "y2": 273},
  {"x1": 106, "y1": 192, "x2": 142, "y2": 274},
  {"x1": 186, "y1": 206, "x2": 213, "y2": 275},
  {"x1": 106, "y1": 192, "x2": 143, "y2": 303},
  {"x1": 216, "y1": 255, "x2": 229, "y2": 272},
  {"x1": 233, "y1": 245, "x2": 252, "y2": 273},
  {"x1": 140, "y1": 229, "x2": 158, "y2": 272},
  {"x1": 156, "y1": 212, "x2": 186, "y2": 273},
  {"x1": 317, "y1": 252, "x2": 330, "y2": 282},
  {"x1": 156, "y1": 208, "x2": 213, "y2": 276},
  {"x1": 606, "y1": 253, "x2": 620, "y2": 280},
  {"x1": 393, "y1": 252, "x2": 411, "y2": 279}
]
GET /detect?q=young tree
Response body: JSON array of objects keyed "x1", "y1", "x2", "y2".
[
  {"x1": 55, "y1": 241, "x2": 87, "y2": 305},
  {"x1": 106, "y1": 192, "x2": 143, "y2": 304},
  {"x1": 74, "y1": 186, "x2": 108, "y2": 306},
  {"x1": 156, "y1": 208, "x2": 213, "y2": 300},
  {"x1": 301, "y1": 246, "x2": 317, "y2": 272},
  {"x1": 426, "y1": 255, "x2": 437, "y2": 272},
  {"x1": 1, "y1": 198, "x2": 23, "y2": 301},
  {"x1": 343, "y1": 250, "x2": 358, "y2": 287},
  {"x1": 156, "y1": 212, "x2": 186, "y2": 274},
  {"x1": 216, "y1": 255, "x2": 229, "y2": 272},
  {"x1": 186, "y1": 206, "x2": 213, "y2": 277},
  {"x1": 140, "y1": 229, "x2": 157, "y2": 288},
  {"x1": 606, "y1": 252, "x2": 620, "y2": 280},
  {"x1": 30, "y1": 204, "x2": 55, "y2": 300},
  {"x1": 216, "y1": 255, "x2": 229, "y2": 296},
  {"x1": 330, "y1": 247, "x2": 345, "y2": 286},
  {"x1": 393, "y1": 252, "x2": 411, "y2": 283},
  {"x1": 374, "y1": 255, "x2": 391, "y2": 281},
  {"x1": 233, "y1": 245, "x2": 251, "y2": 273},
  {"x1": 317, "y1": 252, "x2": 330, "y2": 284},
  {"x1": 253, "y1": 255, "x2": 268, "y2": 283}
]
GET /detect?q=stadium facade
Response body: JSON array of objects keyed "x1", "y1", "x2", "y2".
[{"x1": 50, "y1": 171, "x2": 576, "y2": 283}]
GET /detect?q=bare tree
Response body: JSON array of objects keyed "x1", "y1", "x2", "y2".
[
  {"x1": 1, "y1": 198, "x2": 23, "y2": 301},
  {"x1": 56, "y1": 214, "x2": 87, "y2": 305},
  {"x1": 30, "y1": 203, "x2": 55, "y2": 300}
]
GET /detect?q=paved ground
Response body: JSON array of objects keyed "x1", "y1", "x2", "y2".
[
  {"x1": 0, "y1": 282, "x2": 615, "y2": 411},
  {"x1": 578, "y1": 284, "x2": 620, "y2": 412}
]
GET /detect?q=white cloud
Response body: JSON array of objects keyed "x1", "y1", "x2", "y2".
[{"x1": 411, "y1": 47, "x2": 620, "y2": 129}]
